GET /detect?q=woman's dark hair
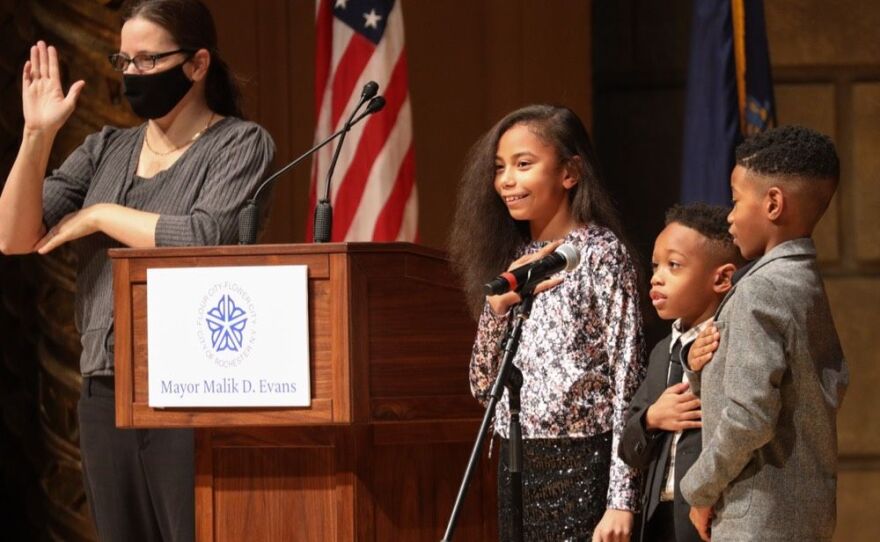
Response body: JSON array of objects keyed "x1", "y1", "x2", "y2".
[
  {"x1": 121, "y1": 0, "x2": 244, "y2": 118},
  {"x1": 448, "y1": 104, "x2": 630, "y2": 316}
]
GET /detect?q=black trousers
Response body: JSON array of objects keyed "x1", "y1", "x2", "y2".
[
  {"x1": 644, "y1": 502, "x2": 676, "y2": 542},
  {"x1": 78, "y1": 376, "x2": 194, "y2": 542}
]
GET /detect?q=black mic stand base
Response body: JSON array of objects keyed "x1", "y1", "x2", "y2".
[
  {"x1": 442, "y1": 291, "x2": 535, "y2": 542},
  {"x1": 313, "y1": 201, "x2": 333, "y2": 243}
]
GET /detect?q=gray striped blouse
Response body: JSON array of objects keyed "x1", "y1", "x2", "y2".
[{"x1": 42, "y1": 117, "x2": 276, "y2": 376}]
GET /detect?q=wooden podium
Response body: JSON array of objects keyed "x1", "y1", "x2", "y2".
[{"x1": 109, "y1": 243, "x2": 497, "y2": 541}]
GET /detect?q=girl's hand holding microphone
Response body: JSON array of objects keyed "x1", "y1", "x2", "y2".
[{"x1": 487, "y1": 239, "x2": 566, "y2": 316}]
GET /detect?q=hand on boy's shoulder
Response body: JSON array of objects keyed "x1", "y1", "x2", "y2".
[
  {"x1": 645, "y1": 382, "x2": 701, "y2": 432},
  {"x1": 687, "y1": 323, "x2": 720, "y2": 372}
]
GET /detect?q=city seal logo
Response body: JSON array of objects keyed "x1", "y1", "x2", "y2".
[
  {"x1": 198, "y1": 282, "x2": 257, "y2": 368},
  {"x1": 206, "y1": 295, "x2": 248, "y2": 352}
]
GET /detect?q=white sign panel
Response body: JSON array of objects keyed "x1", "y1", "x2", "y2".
[{"x1": 147, "y1": 265, "x2": 310, "y2": 407}]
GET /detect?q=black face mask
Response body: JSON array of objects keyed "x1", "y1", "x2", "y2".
[{"x1": 123, "y1": 62, "x2": 193, "y2": 119}]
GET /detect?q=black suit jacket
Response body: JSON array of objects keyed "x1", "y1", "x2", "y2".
[{"x1": 619, "y1": 335, "x2": 702, "y2": 542}]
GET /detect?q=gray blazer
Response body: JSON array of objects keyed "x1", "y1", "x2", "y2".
[{"x1": 680, "y1": 238, "x2": 848, "y2": 541}]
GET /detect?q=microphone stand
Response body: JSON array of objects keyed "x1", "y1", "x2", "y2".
[
  {"x1": 442, "y1": 286, "x2": 536, "y2": 542},
  {"x1": 312, "y1": 95, "x2": 384, "y2": 243},
  {"x1": 237, "y1": 97, "x2": 383, "y2": 245},
  {"x1": 312, "y1": 97, "x2": 366, "y2": 243}
]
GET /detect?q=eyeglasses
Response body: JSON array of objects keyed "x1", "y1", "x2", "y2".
[{"x1": 107, "y1": 49, "x2": 193, "y2": 72}]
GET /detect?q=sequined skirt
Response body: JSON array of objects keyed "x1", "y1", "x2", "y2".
[{"x1": 497, "y1": 432, "x2": 612, "y2": 542}]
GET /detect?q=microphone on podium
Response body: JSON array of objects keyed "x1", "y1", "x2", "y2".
[
  {"x1": 238, "y1": 81, "x2": 384, "y2": 245},
  {"x1": 312, "y1": 93, "x2": 385, "y2": 243},
  {"x1": 483, "y1": 244, "x2": 580, "y2": 296}
]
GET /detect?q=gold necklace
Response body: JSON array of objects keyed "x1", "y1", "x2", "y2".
[{"x1": 144, "y1": 112, "x2": 215, "y2": 156}]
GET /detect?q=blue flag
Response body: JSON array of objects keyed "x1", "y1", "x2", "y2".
[{"x1": 680, "y1": 0, "x2": 776, "y2": 205}]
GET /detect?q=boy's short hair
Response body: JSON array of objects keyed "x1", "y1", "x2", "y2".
[
  {"x1": 735, "y1": 125, "x2": 839, "y2": 226},
  {"x1": 735, "y1": 125, "x2": 839, "y2": 183},
  {"x1": 666, "y1": 203, "x2": 744, "y2": 265}
]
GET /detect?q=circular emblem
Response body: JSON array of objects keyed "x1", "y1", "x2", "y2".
[{"x1": 197, "y1": 282, "x2": 257, "y2": 368}]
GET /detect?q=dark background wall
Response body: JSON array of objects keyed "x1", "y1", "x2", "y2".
[
  {"x1": 206, "y1": 0, "x2": 592, "y2": 248},
  {"x1": 0, "y1": 1, "x2": 877, "y2": 540},
  {"x1": 594, "y1": 2, "x2": 880, "y2": 541},
  {"x1": 594, "y1": 0, "x2": 691, "y2": 265}
]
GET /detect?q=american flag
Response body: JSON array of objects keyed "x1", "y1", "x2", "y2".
[{"x1": 307, "y1": 0, "x2": 418, "y2": 242}]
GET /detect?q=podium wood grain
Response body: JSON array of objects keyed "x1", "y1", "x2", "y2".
[{"x1": 110, "y1": 243, "x2": 497, "y2": 541}]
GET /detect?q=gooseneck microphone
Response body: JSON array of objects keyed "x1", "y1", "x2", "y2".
[
  {"x1": 312, "y1": 89, "x2": 385, "y2": 243},
  {"x1": 483, "y1": 244, "x2": 581, "y2": 296},
  {"x1": 238, "y1": 81, "x2": 383, "y2": 245}
]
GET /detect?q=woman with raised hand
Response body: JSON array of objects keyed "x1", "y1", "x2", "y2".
[{"x1": 0, "y1": 1, "x2": 274, "y2": 540}]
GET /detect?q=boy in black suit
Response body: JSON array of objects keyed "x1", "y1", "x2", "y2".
[{"x1": 619, "y1": 204, "x2": 743, "y2": 542}]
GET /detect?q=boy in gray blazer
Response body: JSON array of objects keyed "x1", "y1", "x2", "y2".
[{"x1": 680, "y1": 125, "x2": 849, "y2": 542}]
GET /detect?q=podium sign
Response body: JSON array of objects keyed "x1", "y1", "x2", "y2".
[
  {"x1": 111, "y1": 243, "x2": 497, "y2": 541},
  {"x1": 146, "y1": 265, "x2": 310, "y2": 407}
]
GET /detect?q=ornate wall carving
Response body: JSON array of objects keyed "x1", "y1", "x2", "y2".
[
  {"x1": 0, "y1": 1, "x2": 134, "y2": 540},
  {"x1": 0, "y1": 0, "x2": 45, "y2": 538}
]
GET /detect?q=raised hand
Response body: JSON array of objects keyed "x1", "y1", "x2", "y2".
[
  {"x1": 22, "y1": 41, "x2": 85, "y2": 135},
  {"x1": 487, "y1": 239, "x2": 566, "y2": 316}
]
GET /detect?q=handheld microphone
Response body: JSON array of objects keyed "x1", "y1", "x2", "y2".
[
  {"x1": 312, "y1": 92, "x2": 386, "y2": 243},
  {"x1": 238, "y1": 81, "x2": 382, "y2": 245},
  {"x1": 483, "y1": 244, "x2": 580, "y2": 296}
]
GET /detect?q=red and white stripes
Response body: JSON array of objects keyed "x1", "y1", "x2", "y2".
[{"x1": 308, "y1": 0, "x2": 418, "y2": 242}]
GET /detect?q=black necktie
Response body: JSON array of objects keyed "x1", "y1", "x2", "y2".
[{"x1": 667, "y1": 339, "x2": 683, "y2": 387}]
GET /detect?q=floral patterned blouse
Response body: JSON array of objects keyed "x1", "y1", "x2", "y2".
[{"x1": 469, "y1": 223, "x2": 646, "y2": 511}]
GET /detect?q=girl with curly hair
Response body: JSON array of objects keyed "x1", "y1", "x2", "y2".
[{"x1": 449, "y1": 104, "x2": 645, "y2": 541}]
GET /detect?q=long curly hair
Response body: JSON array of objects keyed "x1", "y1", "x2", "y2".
[{"x1": 449, "y1": 104, "x2": 627, "y2": 316}]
